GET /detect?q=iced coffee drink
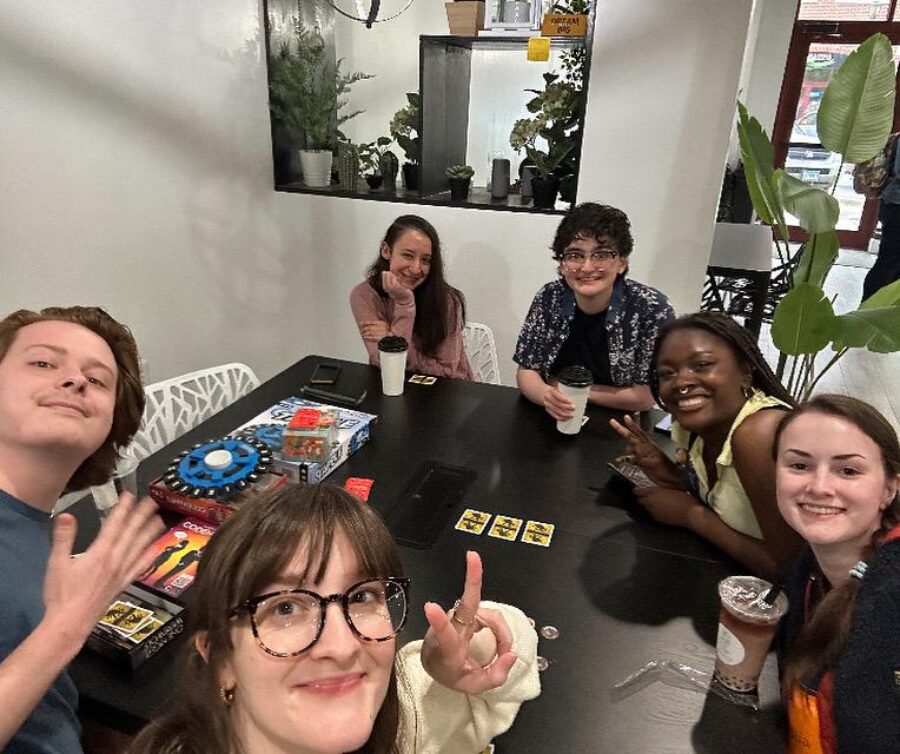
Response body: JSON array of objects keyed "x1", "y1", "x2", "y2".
[{"x1": 714, "y1": 576, "x2": 788, "y2": 693}]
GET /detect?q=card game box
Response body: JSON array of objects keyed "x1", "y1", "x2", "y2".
[
  {"x1": 136, "y1": 517, "x2": 218, "y2": 598},
  {"x1": 86, "y1": 584, "x2": 186, "y2": 671},
  {"x1": 149, "y1": 468, "x2": 287, "y2": 524},
  {"x1": 233, "y1": 397, "x2": 377, "y2": 485}
]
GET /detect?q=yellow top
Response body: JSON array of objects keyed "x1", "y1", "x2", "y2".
[{"x1": 671, "y1": 390, "x2": 789, "y2": 539}]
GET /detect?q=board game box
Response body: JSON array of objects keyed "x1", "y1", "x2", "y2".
[
  {"x1": 135, "y1": 517, "x2": 218, "y2": 598},
  {"x1": 233, "y1": 397, "x2": 376, "y2": 484}
]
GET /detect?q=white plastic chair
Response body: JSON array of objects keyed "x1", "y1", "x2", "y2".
[
  {"x1": 124, "y1": 362, "x2": 260, "y2": 462},
  {"x1": 463, "y1": 322, "x2": 501, "y2": 385},
  {"x1": 54, "y1": 363, "x2": 259, "y2": 514}
]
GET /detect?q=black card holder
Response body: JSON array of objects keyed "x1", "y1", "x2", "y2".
[{"x1": 386, "y1": 461, "x2": 477, "y2": 549}]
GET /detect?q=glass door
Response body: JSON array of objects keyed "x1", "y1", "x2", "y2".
[{"x1": 773, "y1": 23, "x2": 900, "y2": 249}]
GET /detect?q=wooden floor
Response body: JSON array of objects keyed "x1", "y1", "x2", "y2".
[{"x1": 757, "y1": 248, "x2": 899, "y2": 432}]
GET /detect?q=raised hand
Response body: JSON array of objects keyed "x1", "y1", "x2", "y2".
[
  {"x1": 381, "y1": 271, "x2": 414, "y2": 304},
  {"x1": 609, "y1": 414, "x2": 683, "y2": 489},
  {"x1": 421, "y1": 551, "x2": 517, "y2": 695},
  {"x1": 43, "y1": 493, "x2": 164, "y2": 642}
]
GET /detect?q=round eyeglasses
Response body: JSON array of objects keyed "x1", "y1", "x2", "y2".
[
  {"x1": 229, "y1": 577, "x2": 410, "y2": 657},
  {"x1": 561, "y1": 249, "x2": 619, "y2": 270}
]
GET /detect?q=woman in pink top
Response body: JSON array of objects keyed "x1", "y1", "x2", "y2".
[{"x1": 350, "y1": 215, "x2": 473, "y2": 380}]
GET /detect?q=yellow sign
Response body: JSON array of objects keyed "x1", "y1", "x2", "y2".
[{"x1": 541, "y1": 13, "x2": 588, "y2": 37}]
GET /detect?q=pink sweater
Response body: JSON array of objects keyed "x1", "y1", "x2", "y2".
[{"x1": 349, "y1": 281, "x2": 473, "y2": 380}]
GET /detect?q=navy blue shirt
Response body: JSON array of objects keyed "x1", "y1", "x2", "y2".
[
  {"x1": 514, "y1": 276, "x2": 675, "y2": 386},
  {"x1": 0, "y1": 490, "x2": 82, "y2": 753}
]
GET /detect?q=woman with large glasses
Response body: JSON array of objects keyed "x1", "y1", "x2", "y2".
[
  {"x1": 514, "y1": 203, "x2": 674, "y2": 417},
  {"x1": 129, "y1": 483, "x2": 539, "y2": 754}
]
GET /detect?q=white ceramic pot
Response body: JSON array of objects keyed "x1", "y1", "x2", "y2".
[
  {"x1": 501, "y1": 0, "x2": 531, "y2": 23},
  {"x1": 299, "y1": 149, "x2": 333, "y2": 188}
]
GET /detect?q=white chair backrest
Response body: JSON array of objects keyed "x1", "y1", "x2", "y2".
[
  {"x1": 462, "y1": 322, "x2": 501, "y2": 385},
  {"x1": 125, "y1": 362, "x2": 260, "y2": 462}
]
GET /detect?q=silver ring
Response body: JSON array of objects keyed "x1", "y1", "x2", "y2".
[{"x1": 451, "y1": 599, "x2": 478, "y2": 626}]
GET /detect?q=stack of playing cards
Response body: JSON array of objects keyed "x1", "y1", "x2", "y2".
[{"x1": 86, "y1": 585, "x2": 185, "y2": 671}]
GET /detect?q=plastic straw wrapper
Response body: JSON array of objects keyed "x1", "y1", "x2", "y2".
[{"x1": 611, "y1": 659, "x2": 761, "y2": 711}]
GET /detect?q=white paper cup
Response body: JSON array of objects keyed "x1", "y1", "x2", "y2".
[
  {"x1": 378, "y1": 336, "x2": 408, "y2": 396},
  {"x1": 555, "y1": 365, "x2": 593, "y2": 435}
]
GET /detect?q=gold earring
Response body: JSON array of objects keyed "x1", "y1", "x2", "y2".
[{"x1": 219, "y1": 686, "x2": 235, "y2": 707}]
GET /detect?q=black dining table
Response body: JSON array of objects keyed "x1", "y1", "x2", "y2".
[{"x1": 70, "y1": 355, "x2": 786, "y2": 753}]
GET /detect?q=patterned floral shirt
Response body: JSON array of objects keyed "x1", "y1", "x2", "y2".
[{"x1": 513, "y1": 276, "x2": 675, "y2": 386}]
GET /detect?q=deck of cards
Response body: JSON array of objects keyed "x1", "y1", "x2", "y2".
[
  {"x1": 455, "y1": 509, "x2": 554, "y2": 546},
  {"x1": 408, "y1": 374, "x2": 437, "y2": 385}
]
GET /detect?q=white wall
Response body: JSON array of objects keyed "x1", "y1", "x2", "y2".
[{"x1": 1, "y1": 0, "x2": 754, "y2": 387}]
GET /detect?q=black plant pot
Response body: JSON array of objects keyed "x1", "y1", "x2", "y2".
[
  {"x1": 402, "y1": 163, "x2": 420, "y2": 192},
  {"x1": 448, "y1": 177, "x2": 471, "y2": 201},
  {"x1": 365, "y1": 174, "x2": 384, "y2": 191},
  {"x1": 531, "y1": 175, "x2": 560, "y2": 209}
]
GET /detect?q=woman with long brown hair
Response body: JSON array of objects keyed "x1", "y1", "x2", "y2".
[
  {"x1": 775, "y1": 395, "x2": 900, "y2": 754},
  {"x1": 129, "y1": 483, "x2": 539, "y2": 753},
  {"x1": 350, "y1": 215, "x2": 472, "y2": 380}
]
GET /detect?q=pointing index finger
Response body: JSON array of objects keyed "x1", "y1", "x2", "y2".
[{"x1": 458, "y1": 550, "x2": 483, "y2": 619}]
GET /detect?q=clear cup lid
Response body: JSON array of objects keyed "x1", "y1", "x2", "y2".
[
  {"x1": 718, "y1": 575, "x2": 789, "y2": 623},
  {"x1": 378, "y1": 335, "x2": 408, "y2": 353}
]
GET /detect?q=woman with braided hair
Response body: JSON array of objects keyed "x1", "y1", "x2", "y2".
[
  {"x1": 611, "y1": 311, "x2": 801, "y2": 579},
  {"x1": 775, "y1": 395, "x2": 900, "y2": 754}
]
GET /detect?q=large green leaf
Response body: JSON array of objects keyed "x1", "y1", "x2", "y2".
[
  {"x1": 818, "y1": 33, "x2": 896, "y2": 163},
  {"x1": 776, "y1": 170, "x2": 840, "y2": 233},
  {"x1": 861, "y1": 277, "x2": 900, "y2": 309},
  {"x1": 771, "y1": 283, "x2": 835, "y2": 355},
  {"x1": 737, "y1": 102, "x2": 788, "y2": 241},
  {"x1": 794, "y1": 230, "x2": 839, "y2": 288},
  {"x1": 832, "y1": 306, "x2": 900, "y2": 352}
]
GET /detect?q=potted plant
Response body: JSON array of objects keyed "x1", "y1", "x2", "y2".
[
  {"x1": 446, "y1": 164, "x2": 474, "y2": 201},
  {"x1": 446, "y1": 0, "x2": 485, "y2": 37},
  {"x1": 509, "y1": 72, "x2": 581, "y2": 208},
  {"x1": 268, "y1": 23, "x2": 373, "y2": 188},
  {"x1": 390, "y1": 93, "x2": 421, "y2": 191},
  {"x1": 358, "y1": 137, "x2": 393, "y2": 191},
  {"x1": 737, "y1": 33, "x2": 900, "y2": 400}
]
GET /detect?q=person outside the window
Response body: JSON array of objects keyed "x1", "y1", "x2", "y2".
[
  {"x1": 862, "y1": 133, "x2": 900, "y2": 302},
  {"x1": 514, "y1": 202, "x2": 674, "y2": 415}
]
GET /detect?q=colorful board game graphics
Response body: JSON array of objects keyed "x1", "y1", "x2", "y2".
[
  {"x1": 282, "y1": 408, "x2": 337, "y2": 463},
  {"x1": 137, "y1": 517, "x2": 218, "y2": 598},
  {"x1": 454, "y1": 509, "x2": 491, "y2": 534},
  {"x1": 487, "y1": 516, "x2": 523, "y2": 541},
  {"x1": 162, "y1": 437, "x2": 272, "y2": 499}
]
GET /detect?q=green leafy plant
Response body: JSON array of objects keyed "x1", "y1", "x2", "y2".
[
  {"x1": 509, "y1": 72, "x2": 583, "y2": 179},
  {"x1": 736, "y1": 33, "x2": 900, "y2": 400},
  {"x1": 357, "y1": 137, "x2": 393, "y2": 175},
  {"x1": 389, "y1": 93, "x2": 421, "y2": 165},
  {"x1": 268, "y1": 23, "x2": 374, "y2": 151},
  {"x1": 446, "y1": 164, "x2": 474, "y2": 179}
]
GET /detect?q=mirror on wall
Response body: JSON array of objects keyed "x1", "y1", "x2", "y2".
[{"x1": 263, "y1": 0, "x2": 593, "y2": 213}]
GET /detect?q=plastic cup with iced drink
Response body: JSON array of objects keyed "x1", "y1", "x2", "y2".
[
  {"x1": 555, "y1": 365, "x2": 592, "y2": 435},
  {"x1": 378, "y1": 335, "x2": 408, "y2": 397},
  {"x1": 714, "y1": 575, "x2": 788, "y2": 692}
]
